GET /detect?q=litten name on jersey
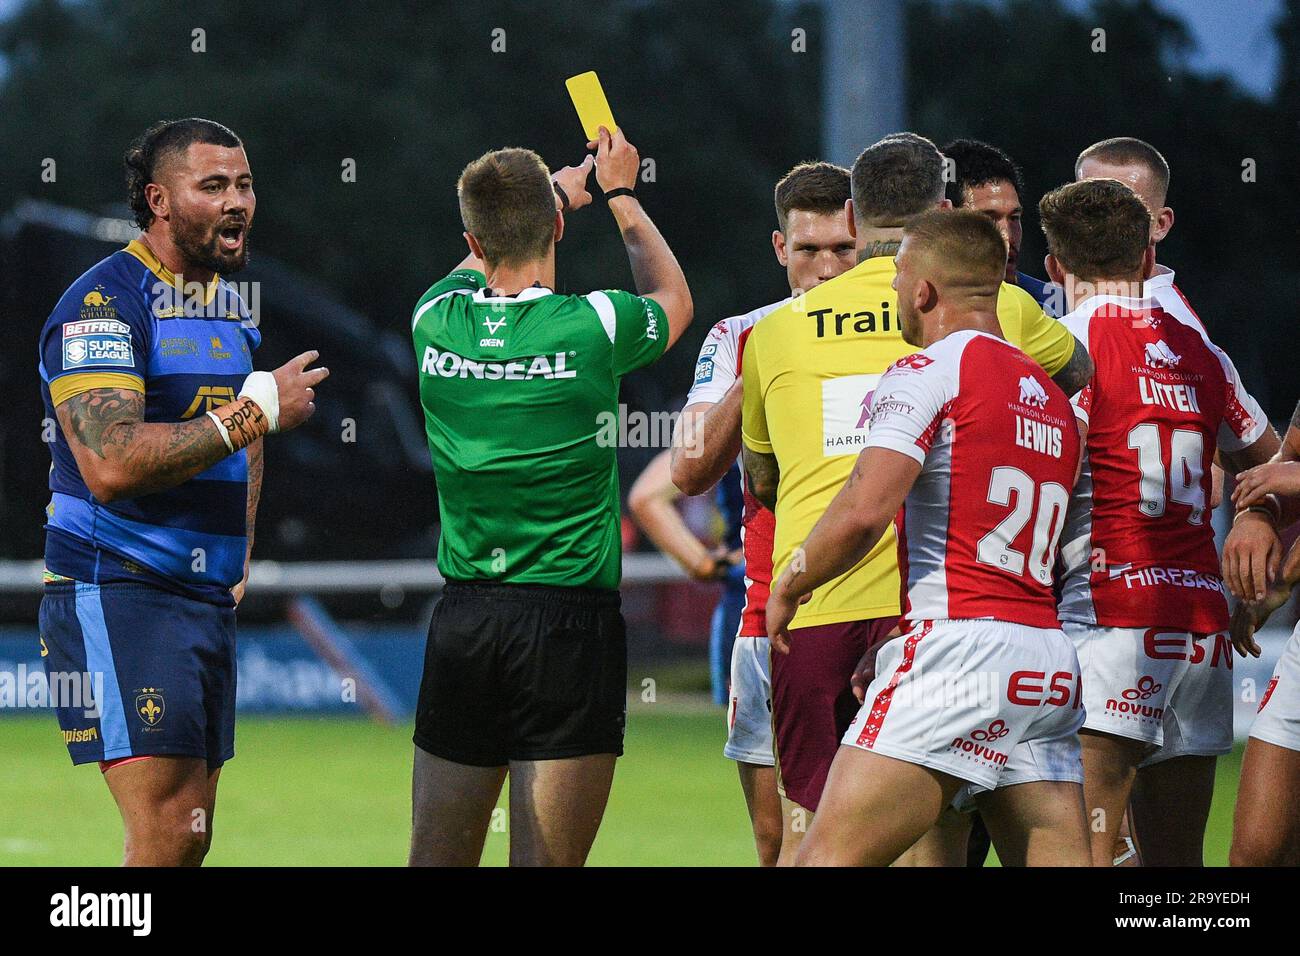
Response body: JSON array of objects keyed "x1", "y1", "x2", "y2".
[
  {"x1": 420, "y1": 347, "x2": 576, "y2": 380},
  {"x1": 1138, "y1": 376, "x2": 1200, "y2": 412}
]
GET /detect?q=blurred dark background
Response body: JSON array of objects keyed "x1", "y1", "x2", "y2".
[{"x1": 2, "y1": 0, "x2": 1297, "y2": 569}]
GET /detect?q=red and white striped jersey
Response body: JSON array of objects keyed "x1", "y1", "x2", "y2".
[
  {"x1": 864, "y1": 329, "x2": 1080, "y2": 629},
  {"x1": 685, "y1": 301, "x2": 786, "y2": 637},
  {"x1": 1056, "y1": 293, "x2": 1268, "y2": 633}
]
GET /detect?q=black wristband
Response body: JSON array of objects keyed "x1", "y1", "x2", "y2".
[
  {"x1": 552, "y1": 180, "x2": 570, "y2": 211},
  {"x1": 604, "y1": 187, "x2": 636, "y2": 201}
]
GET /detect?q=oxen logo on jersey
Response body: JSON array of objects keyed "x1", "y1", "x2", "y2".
[
  {"x1": 62, "y1": 319, "x2": 133, "y2": 370},
  {"x1": 482, "y1": 314, "x2": 508, "y2": 336},
  {"x1": 1018, "y1": 375, "x2": 1049, "y2": 409},
  {"x1": 1143, "y1": 339, "x2": 1181, "y2": 368},
  {"x1": 821, "y1": 373, "x2": 882, "y2": 456}
]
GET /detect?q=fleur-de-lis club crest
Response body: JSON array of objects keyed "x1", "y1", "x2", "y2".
[{"x1": 136, "y1": 688, "x2": 165, "y2": 726}]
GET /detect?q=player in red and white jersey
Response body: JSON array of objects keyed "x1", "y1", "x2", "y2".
[
  {"x1": 680, "y1": 302, "x2": 783, "y2": 625},
  {"x1": 766, "y1": 210, "x2": 1088, "y2": 866},
  {"x1": 1076, "y1": 137, "x2": 1205, "y2": 329},
  {"x1": 1074, "y1": 136, "x2": 1240, "y2": 866},
  {"x1": 1040, "y1": 178, "x2": 1280, "y2": 866},
  {"x1": 667, "y1": 161, "x2": 855, "y2": 866}
]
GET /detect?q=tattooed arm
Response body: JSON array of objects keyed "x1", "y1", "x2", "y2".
[
  {"x1": 245, "y1": 438, "x2": 263, "y2": 548},
  {"x1": 232, "y1": 438, "x2": 263, "y2": 604},
  {"x1": 56, "y1": 388, "x2": 234, "y2": 503},
  {"x1": 742, "y1": 445, "x2": 780, "y2": 511},
  {"x1": 56, "y1": 351, "x2": 327, "y2": 505},
  {"x1": 1049, "y1": 334, "x2": 1094, "y2": 398}
]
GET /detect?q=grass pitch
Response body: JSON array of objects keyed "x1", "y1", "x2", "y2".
[{"x1": 0, "y1": 707, "x2": 1243, "y2": 866}]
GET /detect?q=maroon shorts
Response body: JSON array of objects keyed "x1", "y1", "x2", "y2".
[{"x1": 771, "y1": 615, "x2": 899, "y2": 811}]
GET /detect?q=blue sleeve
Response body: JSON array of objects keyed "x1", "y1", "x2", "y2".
[
  {"x1": 232, "y1": 286, "x2": 261, "y2": 355},
  {"x1": 42, "y1": 268, "x2": 153, "y2": 407}
]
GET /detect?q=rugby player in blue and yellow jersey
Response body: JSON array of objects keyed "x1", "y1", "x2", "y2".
[
  {"x1": 38, "y1": 118, "x2": 327, "y2": 866},
  {"x1": 944, "y1": 139, "x2": 1062, "y2": 317}
]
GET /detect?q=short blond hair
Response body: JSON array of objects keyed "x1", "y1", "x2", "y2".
[{"x1": 902, "y1": 208, "x2": 1007, "y2": 290}]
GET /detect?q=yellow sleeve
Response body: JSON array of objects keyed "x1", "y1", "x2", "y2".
[
  {"x1": 740, "y1": 334, "x2": 772, "y2": 454},
  {"x1": 49, "y1": 371, "x2": 145, "y2": 408},
  {"x1": 1000, "y1": 283, "x2": 1075, "y2": 378}
]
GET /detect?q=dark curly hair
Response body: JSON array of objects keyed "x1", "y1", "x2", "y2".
[
  {"x1": 124, "y1": 118, "x2": 242, "y2": 229},
  {"x1": 941, "y1": 139, "x2": 1026, "y2": 209}
]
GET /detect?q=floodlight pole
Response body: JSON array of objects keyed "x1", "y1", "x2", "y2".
[{"x1": 821, "y1": 0, "x2": 908, "y2": 167}]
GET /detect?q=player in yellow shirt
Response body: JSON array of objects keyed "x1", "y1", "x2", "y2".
[{"x1": 741, "y1": 133, "x2": 1093, "y2": 863}]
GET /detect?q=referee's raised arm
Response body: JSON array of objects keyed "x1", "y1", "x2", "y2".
[{"x1": 589, "y1": 126, "x2": 693, "y2": 349}]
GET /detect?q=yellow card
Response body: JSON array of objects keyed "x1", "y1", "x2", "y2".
[{"x1": 566, "y1": 71, "x2": 617, "y2": 141}]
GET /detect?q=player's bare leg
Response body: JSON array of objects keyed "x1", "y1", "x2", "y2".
[
  {"x1": 978, "y1": 780, "x2": 1090, "y2": 866},
  {"x1": 408, "y1": 748, "x2": 507, "y2": 866},
  {"x1": 104, "y1": 756, "x2": 217, "y2": 866},
  {"x1": 776, "y1": 796, "x2": 811, "y2": 866},
  {"x1": 794, "y1": 747, "x2": 961, "y2": 867},
  {"x1": 1112, "y1": 808, "x2": 1140, "y2": 866},
  {"x1": 894, "y1": 808, "x2": 971, "y2": 866},
  {"x1": 201, "y1": 765, "x2": 221, "y2": 858},
  {"x1": 507, "y1": 754, "x2": 616, "y2": 867},
  {"x1": 1230, "y1": 739, "x2": 1300, "y2": 866},
  {"x1": 1129, "y1": 755, "x2": 1216, "y2": 866},
  {"x1": 1079, "y1": 730, "x2": 1148, "y2": 866},
  {"x1": 737, "y1": 762, "x2": 782, "y2": 866}
]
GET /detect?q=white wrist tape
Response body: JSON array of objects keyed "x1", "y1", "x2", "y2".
[
  {"x1": 238, "y1": 370, "x2": 281, "y2": 433},
  {"x1": 207, "y1": 410, "x2": 235, "y2": 452}
]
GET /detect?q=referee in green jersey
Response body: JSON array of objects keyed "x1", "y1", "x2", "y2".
[{"x1": 408, "y1": 127, "x2": 693, "y2": 866}]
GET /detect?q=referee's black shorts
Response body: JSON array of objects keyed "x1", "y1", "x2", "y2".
[{"x1": 413, "y1": 580, "x2": 627, "y2": 766}]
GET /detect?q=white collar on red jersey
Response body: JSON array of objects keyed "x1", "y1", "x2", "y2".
[
  {"x1": 1065, "y1": 292, "x2": 1161, "y2": 321},
  {"x1": 1145, "y1": 263, "x2": 1176, "y2": 289}
]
